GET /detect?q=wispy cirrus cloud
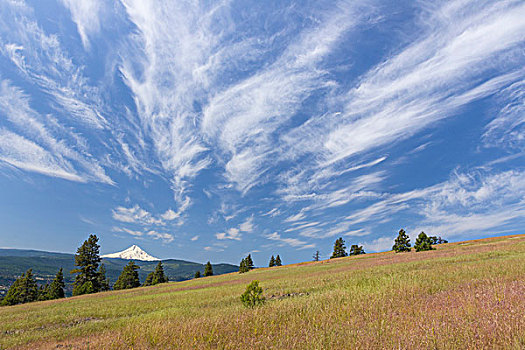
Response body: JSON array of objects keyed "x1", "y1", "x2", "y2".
[
  {"x1": 0, "y1": 1, "x2": 108, "y2": 129},
  {"x1": 0, "y1": 129, "x2": 84, "y2": 182},
  {"x1": 202, "y1": 0, "x2": 374, "y2": 193},
  {"x1": 331, "y1": 168, "x2": 525, "y2": 242},
  {"x1": 0, "y1": 80, "x2": 113, "y2": 183},
  {"x1": 216, "y1": 216, "x2": 255, "y2": 241},
  {"x1": 112, "y1": 204, "x2": 183, "y2": 227},
  {"x1": 60, "y1": 0, "x2": 103, "y2": 50},
  {"x1": 281, "y1": 0, "x2": 525, "y2": 198},
  {"x1": 265, "y1": 232, "x2": 314, "y2": 250},
  {"x1": 112, "y1": 226, "x2": 174, "y2": 243},
  {"x1": 483, "y1": 79, "x2": 525, "y2": 151},
  {"x1": 118, "y1": 0, "x2": 236, "y2": 206}
]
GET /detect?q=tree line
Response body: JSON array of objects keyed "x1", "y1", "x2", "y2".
[
  {"x1": 1, "y1": 234, "x2": 170, "y2": 306},
  {"x1": 1, "y1": 229, "x2": 448, "y2": 306}
]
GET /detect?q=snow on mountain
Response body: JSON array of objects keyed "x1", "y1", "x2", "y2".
[{"x1": 101, "y1": 245, "x2": 160, "y2": 261}]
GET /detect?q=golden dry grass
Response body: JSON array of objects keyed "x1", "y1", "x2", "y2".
[{"x1": 1, "y1": 234, "x2": 524, "y2": 349}]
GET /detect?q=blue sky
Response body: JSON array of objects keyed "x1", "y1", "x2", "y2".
[{"x1": 0, "y1": 0, "x2": 523, "y2": 265}]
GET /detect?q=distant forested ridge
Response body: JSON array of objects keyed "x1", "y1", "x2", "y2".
[{"x1": 0, "y1": 249, "x2": 237, "y2": 297}]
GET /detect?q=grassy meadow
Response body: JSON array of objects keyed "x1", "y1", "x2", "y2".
[{"x1": 1, "y1": 234, "x2": 524, "y2": 349}]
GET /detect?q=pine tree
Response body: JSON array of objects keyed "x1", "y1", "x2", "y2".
[
  {"x1": 414, "y1": 231, "x2": 435, "y2": 252},
  {"x1": 330, "y1": 238, "x2": 347, "y2": 258},
  {"x1": 71, "y1": 234, "x2": 102, "y2": 295},
  {"x1": 204, "y1": 261, "x2": 213, "y2": 276},
  {"x1": 349, "y1": 245, "x2": 365, "y2": 256},
  {"x1": 47, "y1": 268, "x2": 65, "y2": 299},
  {"x1": 21, "y1": 269, "x2": 38, "y2": 303},
  {"x1": 152, "y1": 261, "x2": 167, "y2": 284},
  {"x1": 37, "y1": 284, "x2": 50, "y2": 301},
  {"x1": 97, "y1": 264, "x2": 110, "y2": 291},
  {"x1": 246, "y1": 254, "x2": 254, "y2": 269},
  {"x1": 194, "y1": 271, "x2": 201, "y2": 278},
  {"x1": 144, "y1": 272, "x2": 154, "y2": 286},
  {"x1": 313, "y1": 250, "x2": 320, "y2": 261},
  {"x1": 269, "y1": 255, "x2": 275, "y2": 267},
  {"x1": 1, "y1": 269, "x2": 38, "y2": 306},
  {"x1": 2, "y1": 273, "x2": 25, "y2": 306},
  {"x1": 74, "y1": 281, "x2": 94, "y2": 295},
  {"x1": 275, "y1": 255, "x2": 282, "y2": 266},
  {"x1": 240, "y1": 280, "x2": 265, "y2": 308},
  {"x1": 113, "y1": 261, "x2": 140, "y2": 290},
  {"x1": 393, "y1": 229, "x2": 411, "y2": 253},
  {"x1": 239, "y1": 258, "x2": 249, "y2": 273}
]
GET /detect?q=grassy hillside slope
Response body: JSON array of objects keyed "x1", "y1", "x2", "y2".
[{"x1": 1, "y1": 234, "x2": 524, "y2": 349}]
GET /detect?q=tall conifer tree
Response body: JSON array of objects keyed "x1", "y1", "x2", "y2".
[
  {"x1": 113, "y1": 261, "x2": 140, "y2": 290},
  {"x1": 269, "y1": 255, "x2": 275, "y2": 267},
  {"x1": 1, "y1": 269, "x2": 38, "y2": 306},
  {"x1": 71, "y1": 234, "x2": 102, "y2": 295},
  {"x1": 414, "y1": 232, "x2": 435, "y2": 252},
  {"x1": 330, "y1": 238, "x2": 347, "y2": 258},
  {"x1": 349, "y1": 245, "x2": 365, "y2": 256},
  {"x1": 204, "y1": 261, "x2": 213, "y2": 276},
  {"x1": 393, "y1": 229, "x2": 411, "y2": 253},
  {"x1": 47, "y1": 268, "x2": 65, "y2": 299},
  {"x1": 97, "y1": 264, "x2": 110, "y2": 291}
]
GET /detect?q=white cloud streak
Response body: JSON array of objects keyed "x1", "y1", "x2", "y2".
[
  {"x1": 113, "y1": 226, "x2": 174, "y2": 243},
  {"x1": 112, "y1": 204, "x2": 184, "y2": 227},
  {"x1": 60, "y1": 0, "x2": 102, "y2": 50},
  {"x1": 202, "y1": 0, "x2": 373, "y2": 193},
  {"x1": 0, "y1": 80, "x2": 113, "y2": 183},
  {"x1": 216, "y1": 216, "x2": 255, "y2": 241},
  {"x1": 281, "y1": 0, "x2": 525, "y2": 197},
  {"x1": 0, "y1": 1, "x2": 108, "y2": 128},
  {"x1": 265, "y1": 232, "x2": 314, "y2": 250}
]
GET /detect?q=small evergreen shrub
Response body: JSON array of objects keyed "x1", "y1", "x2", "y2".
[{"x1": 240, "y1": 280, "x2": 265, "y2": 308}]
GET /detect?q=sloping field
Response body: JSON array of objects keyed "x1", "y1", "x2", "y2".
[{"x1": 1, "y1": 234, "x2": 524, "y2": 349}]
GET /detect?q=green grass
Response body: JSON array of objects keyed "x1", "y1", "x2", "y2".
[{"x1": 1, "y1": 234, "x2": 524, "y2": 349}]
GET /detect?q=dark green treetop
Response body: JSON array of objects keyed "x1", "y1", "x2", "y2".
[
  {"x1": 245, "y1": 254, "x2": 254, "y2": 269},
  {"x1": 47, "y1": 268, "x2": 65, "y2": 299},
  {"x1": 145, "y1": 262, "x2": 168, "y2": 286},
  {"x1": 275, "y1": 255, "x2": 282, "y2": 266},
  {"x1": 239, "y1": 258, "x2": 249, "y2": 273},
  {"x1": 349, "y1": 245, "x2": 365, "y2": 256},
  {"x1": 1, "y1": 269, "x2": 38, "y2": 306},
  {"x1": 97, "y1": 264, "x2": 110, "y2": 291},
  {"x1": 204, "y1": 261, "x2": 213, "y2": 276},
  {"x1": 152, "y1": 261, "x2": 168, "y2": 284},
  {"x1": 269, "y1": 255, "x2": 275, "y2": 267},
  {"x1": 414, "y1": 231, "x2": 435, "y2": 252},
  {"x1": 393, "y1": 229, "x2": 411, "y2": 252},
  {"x1": 71, "y1": 234, "x2": 102, "y2": 295},
  {"x1": 113, "y1": 261, "x2": 140, "y2": 290},
  {"x1": 330, "y1": 237, "x2": 347, "y2": 258}
]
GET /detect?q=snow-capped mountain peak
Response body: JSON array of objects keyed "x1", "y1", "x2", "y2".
[{"x1": 101, "y1": 245, "x2": 160, "y2": 261}]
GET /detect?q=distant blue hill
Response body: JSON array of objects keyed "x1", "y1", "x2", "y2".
[{"x1": 0, "y1": 249, "x2": 237, "y2": 297}]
